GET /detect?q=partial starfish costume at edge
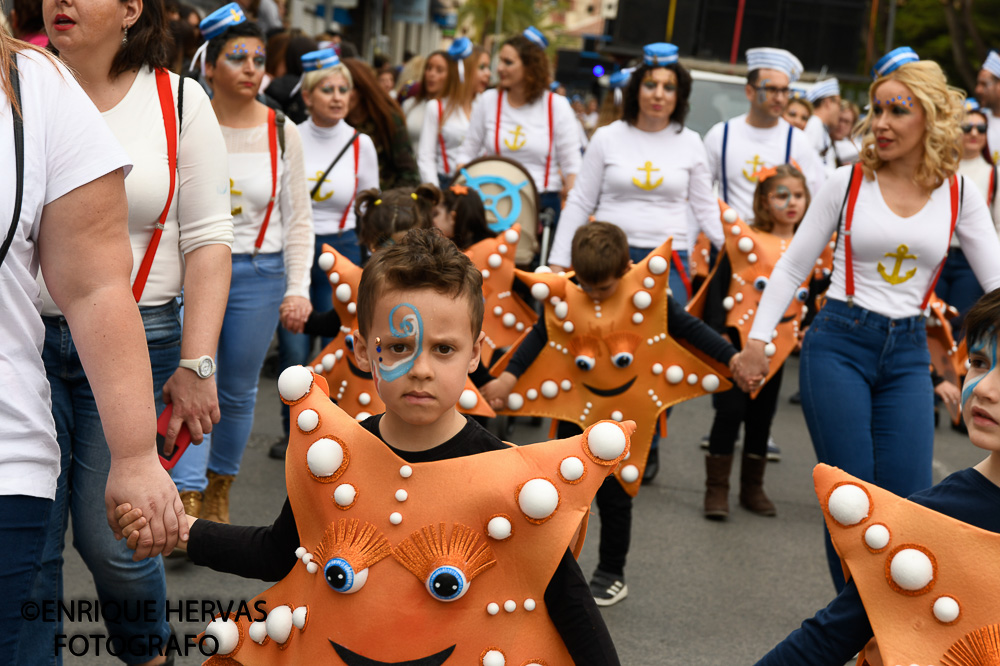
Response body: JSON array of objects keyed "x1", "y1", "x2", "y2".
[{"x1": 198, "y1": 366, "x2": 634, "y2": 665}]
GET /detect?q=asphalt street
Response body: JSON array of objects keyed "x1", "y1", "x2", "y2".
[{"x1": 57, "y1": 355, "x2": 983, "y2": 665}]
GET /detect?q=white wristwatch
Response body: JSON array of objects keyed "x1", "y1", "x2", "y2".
[{"x1": 179, "y1": 355, "x2": 216, "y2": 379}]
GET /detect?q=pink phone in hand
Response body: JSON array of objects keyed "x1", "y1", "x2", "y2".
[{"x1": 156, "y1": 404, "x2": 192, "y2": 470}]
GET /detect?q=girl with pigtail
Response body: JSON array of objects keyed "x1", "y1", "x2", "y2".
[
  {"x1": 431, "y1": 184, "x2": 495, "y2": 251},
  {"x1": 355, "y1": 183, "x2": 442, "y2": 251}
]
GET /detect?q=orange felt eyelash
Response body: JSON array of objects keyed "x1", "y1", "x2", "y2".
[
  {"x1": 312, "y1": 519, "x2": 393, "y2": 572},
  {"x1": 604, "y1": 331, "x2": 641, "y2": 356},
  {"x1": 393, "y1": 522, "x2": 496, "y2": 583},
  {"x1": 568, "y1": 335, "x2": 601, "y2": 359}
]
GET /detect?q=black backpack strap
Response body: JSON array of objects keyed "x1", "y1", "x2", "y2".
[
  {"x1": 276, "y1": 111, "x2": 286, "y2": 157},
  {"x1": 1, "y1": 57, "x2": 24, "y2": 269},
  {"x1": 177, "y1": 73, "x2": 184, "y2": 136},
  {"x1": 310, "y1": 130, "x2": 360, "y2": 201},
  {"x1": 827, "y1": 164, "x2": 858, "y2": 281}
]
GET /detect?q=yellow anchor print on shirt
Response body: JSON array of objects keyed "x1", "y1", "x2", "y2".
[
  {"x1": 742, "y1": 155, "x2": 766, "y2": 181},
  {"x1": 230, "y1": 178, "x2": 242, "y2": 217},
  {"x1": 877, "y1": 244, "x2": 918, "y2": 285},
  {"x1": 504, "y1": 125, "x2": 527, "y2": 151},
  {"x1": 308, "y1": 171, "x2": 333, "y2": 201},
  {"x1": 993, "y1": 149, "x2": 999, "y2": 165},
  {"x1": 632, "y1": 162, "x2": 664, "y2": 191}
]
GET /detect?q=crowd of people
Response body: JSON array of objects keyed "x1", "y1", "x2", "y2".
[{"x1": 4, "y1": 1, "x2": 1000, "y2": 664}]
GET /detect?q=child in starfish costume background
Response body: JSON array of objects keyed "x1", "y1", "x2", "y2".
[
  {"x1": 118, "y1": 230, "x2": 622, "y2": 664},
  {"x1": 753, "y1": 287, "x2": 1000, "y2": 665},
  {"x1": 481, "y1": 221, "x2": 746, "y2": 606}
]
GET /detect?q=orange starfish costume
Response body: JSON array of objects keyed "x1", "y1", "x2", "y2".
[
  {"x1": 814, "y1": 464, "x2": 1000, "y2": 666},
  {"x1": 199, "y1": 366, "x2": 634, "y2": 665}
]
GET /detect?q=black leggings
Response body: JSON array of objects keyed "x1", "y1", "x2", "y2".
[
  {"x1": 708, "y1": 365, "x2": 784, "y2": 457},
  {"x1": 556, "y1": 421, "x2": 632, "y2": 576}
]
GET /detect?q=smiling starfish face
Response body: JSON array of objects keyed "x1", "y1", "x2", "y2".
[
  {"x1": 493, "y1": 238, "x2": 731, "y2": 496},
  {"x1": 308, "y1": 244, "x2": 494, "y2": 421},
  {"x1": 200, "y1": 367, "x2": 633, "y2": 665}
]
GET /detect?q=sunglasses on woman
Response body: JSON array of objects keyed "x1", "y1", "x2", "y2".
[{"x1": 962, "y1": 123, "x2": 988, "y2": 134}]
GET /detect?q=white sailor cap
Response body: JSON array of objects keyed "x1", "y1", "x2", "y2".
[
  {"x1": 871, "y1": 47, "x2": 919, "y2": 79},
  {"x1": 789, "y1": 85, "x2": 809, "y2": 100},
  {"x1": 199, "y1": 2, "x2": 246, "y2": 41},
  {"x1": 808, "y1": 78, "x2": 840, "y2": 103},
  {"x1": 522, "y1": 26, "x2": 548, "y2": 49},
  {"x1": 301, "y1": 48, "x2": 340, "y2": 72},
  {"x1": 448, "y1": 36, "x2": 474, "y2": 61},
  {"x1": 644, "y1": 43, "x2": 678, "y2": 67},
  {"x1": 745, "y1": 47, "x2": 803, "y2": 83},
  {"x1": 964, "y1": 97, "x2": 982, "y2": 113},
  {"x1": 982, "y1": 50, "x2": 1000, "y2": 79}
]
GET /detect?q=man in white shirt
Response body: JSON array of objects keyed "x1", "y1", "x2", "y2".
[
  {"x1": 704, "y1": 47, "x2": 826, "y2": 222},
  {"x1": 974, "y1": 50, "x2": 1000, "y2": 164},
  {"x1": 805, "y1": 78, "x2": 842, "y2": 173}
]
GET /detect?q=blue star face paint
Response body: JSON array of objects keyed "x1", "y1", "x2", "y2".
[
  {"x1": 963, "y1": 331, "x2": 999, "y2": 411},
  {"x1": 374, "y1": 303, "x2": 424, "y2": 383}
]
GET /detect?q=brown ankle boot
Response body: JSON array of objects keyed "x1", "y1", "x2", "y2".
[
  {"x1": 704, "y1": 454, "x2": 733, "y2": 520},
  {"x1": 179, "y1": 490, "x2": 203, "y2": 519},
  {"x1": 739, "y1": 454, "x2": 776, "y2": 516},
  {"x1": 201, "y1": 471, "x2": 235, "y2": 524}
]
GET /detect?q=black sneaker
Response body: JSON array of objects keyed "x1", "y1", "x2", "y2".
[
  {"x1": 268, "y1": 439, "x2": 288, "y2": 460},
  {"x1": 589, "y1": 569, "x2": 628, "y2": 607},
  {"x1": 699, "y1": 434, "x2": 710, "y2": 450},
  {"x1": 789, "y1": 391, "x2": 801, "y2": 404},
  {"x1": 641, "y1": 447, "x2": 659, "y2": 484},
  {"x1": 766, "y1": 437, "x2": 781, "y2": 462}
]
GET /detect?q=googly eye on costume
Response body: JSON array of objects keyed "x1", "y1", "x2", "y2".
[
  {"x1": 324, "y1": 557, "x2": 368, "y2": 594},
  {"x1": 795, "y1": 287, "x2": 809, "y2": 302},
  {"x1": 753, "y1": 276, "x2": 769, "y2": 291},
  {"x1": 426, "y1": 565, "x2": 468, "y2": 602},
  {"x1": 575, "y1": 355, "x2": 596, "y2": 371},
  {"x1": 393, "y1": 523, "x2": 496, "y2": 604},
  {"x1": 306, "y1": 519, "x2": 392, "y2": 593},
  {"x1": 611, "y1": 352, "x2": 634, "y2": 368}
]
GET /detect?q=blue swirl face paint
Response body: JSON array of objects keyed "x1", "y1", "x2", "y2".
[
  {"x1": 963, "y1": 332, "x2": 998, "y2": 410},
  {"x1": 375, "y1": 303, "x2": 424, "y2": 383}
]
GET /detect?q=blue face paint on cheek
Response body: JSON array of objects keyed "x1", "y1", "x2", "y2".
[
  {"x1": 963, "y1": 335, "x2": 999, "y2": 409},
  {"x1": 375, "y1": 304, "x2": 424, "y2": 383}
]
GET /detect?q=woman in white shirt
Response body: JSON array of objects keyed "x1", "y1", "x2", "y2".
[
  {"x1": 417, "y1": 37, "x2": 479, "y2": 187},
  {"x1": 734, "y1": 48, "x2": 1000, "y2": 590},
  {"x1": 170, "y1": 13, "x2": 314, "y2": 529},
  {"x1": 402, "y1": 50, "x2": 448, "y2": 150},
  {"x1": 548, "y1": 43, "x2": 723, "y2": 305},
  {"x1": 454, "y1": 27, "x2": 582, "y2": 260}
]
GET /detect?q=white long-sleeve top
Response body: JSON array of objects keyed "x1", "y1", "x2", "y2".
[
  {"x1": 224, "y1": 119, "x2": 314, "y2": 299},
  {"x1": 805, "y1": 115, "x2": 837, "y2": 175},
  {"x1": 453, "y1": 88, "x2": 582, "y2": 194},
  {"x1": 749, "y1": 166, "x2": 1000, "y2": 342},
  {"x1": 986, "y1": 112, "x2": 1000, "y2": 165},
  {"x1": 39, "y1": 67, "x2": 233, "y2": 313},
  {"x1": 547, "y1": 120, "x2": 724, "y2": 266},
  {"x1": 704, "y1": 114, "x2": 826, "y2": 222},
  {"x1": 298, "y1": 118, "x2": 378, "y2": 236},
  {"x1": 417, "y1": 98, "x2": 470, "y2": 183},
  {"x1": 403, "y1": 96, "x2": 427, "y2": 151},
  {"x1": 957, "y1": 156, "x2": 1000, "y2": 243}
]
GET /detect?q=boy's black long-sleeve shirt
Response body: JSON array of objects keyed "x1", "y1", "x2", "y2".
[{"x1": 188, "y1": 415, "x2": 621, "y2": 665}]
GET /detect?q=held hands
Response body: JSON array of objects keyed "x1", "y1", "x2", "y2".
[
  {"x1": 480, "y1": 371, "x2": 518, "y2": 412},
  {"x1": 162, "y1": 369, "x2": 220, "y2": 454},
  {"x1": 115, "y1": 503, "x2": 197, "y2": 560},
  {"x1": 730, "y1": 340, "x2": 770, "y2": 393},
  {"x1": 106, "y1": 453, "x2": 188, "y2": 560},
  {"x1": 280, "y1": 296, "x2": 313, "y2": 335}
]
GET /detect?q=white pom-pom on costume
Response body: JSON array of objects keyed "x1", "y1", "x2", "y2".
[
  {"x1": 687, "y1": 373, "x2": 698, "y2": 385},
  {"x1": 730, "y1": 225, "x2": 741, "y2": 236},
  {"x1": 827, "y1": 484, "x2": 870, "y2": 526},
  {"x1": 322, "y1": 353, "x2": 336, "y2": 371},
  {"x1": 486, "y1": 603, "x2": 500, "y2": 615},
  {"x1": 865, "y1": 524, "x2": 890, "y2": 550},
  {"x1": 611, "y1": 410, "x2": 623, "y2": 421},
  {"x1": 295, "y1": 546, "x2": 306, "y2": 559},
  {"x1": 534, "y1": 265, "x2": 552, "y2": 273},
  {"x1": 389, "y1": 512, "x2": 403, "y2": 525},
  {"x1": 531, "y1": 283, "x2": 550, "y2": 301},
  {"x1": 632, "y1": 313, "x2": 644, "y2": 324},
  {"x1": 502, "y1": 313, "x2": 516, "y2": 328},
  {"x1": 735, "y1": 292, "x2": 744, "y2": 303},
  {"x1": 518, "y1": 478, "x2": 559, "y2": 520},
  {"x1": 648, "y1": 255, "x2": 668, "y2": 275},
  {"x1": 620, "y1": 465, "x2": 639, "y2": 483},
  {"x1": 358, "y1": 392, "x2": 371, "y2": 406},
  {"x1": 248, "y1": 620, "x2": 268, "y2": 644},
  {"x1": 932, "y1": 596, "x2": 960, "y2": 623},
  {"x1": 504, "y1": 600, "x2": 516, "y2": 612},
  {"x1": 306, "y1": 561, "x2": 319, "y2": 574},
  {"x1": 651, "y1": 363, "x2": 663, "y2": 375},
  {"x1": 508, "y1": 393, "x2": 524, "y2": 410},
  {"x1": 738, "y1": 237, "x2": 754, "y2": 253},
  {"x1": 505, "y1": 228, "x2": 520, "y2": 243},
  {"x1": 482, "y1": 270, "x2": 491, "y2": 279},
  {"x1": 633, "y1": 291, "x2": 652, "y2": 310},
  {"x1": 399, "y1": 465, "x2": 412, "y2": 478},
  {"x1": 560, "y1": 457, "x2": 584, "y2": 481},
  {"x1": 563, "y1": 321, "x2": 575, "y2": 333},
  {"x1": 523, "y1": 598, "x2": 536, "y2": 611},
  {"x1": 555, "y1": 301, "x2": 569, "y2": 319},
  {"x1": 333, "y1": 483, "x2": 357, "y2": 507},
  {"x1": 541, "y1": 381, "x2": 559, "y2": 399},
  {"x1": 722, "y1": 296, "x2": 735, "y2": 311},
  {"x1": 560, "y1": 380, "x2": 572, "y2": 392},
  {"x1": 317, "y1": 252, "x2": 335, "y2": 271},
  {"x1": 764, "y1": 343, "x2": 777, "y2": 357},
  {"x1": 722, "y1": 208, "x2": 738, "y2": 223},
  {"x1": 488, "y1": 253, "x2": 503, "y2": 269},
  {"x1": 328, "y1": 271, "x2": 340, "y2": 285},
  {"x1": 205, "y1": 617, "x2": 240, "y2": 655},
  {"x1": 355, "y1": 411, "x2": 372, "y2": 421},
  {"x1": 395, "y1": 489, "x2": 408, "y2": 502},
  {"x1": 483, "y1": 650, "x2": 506, "y2": 666},
  {"x1": 278, "y1": 366, "x2": 313, "y2": 402},
  {"x1": 266, "y1": 605, "x2": 293, "y2": 644},
  {"x1": 307, "y1": 438, "x2": 344, "y2": 477},
  {"x1": 587, "y1": 422, "x2": 627, "y2": 460},
  {"x1": 297, "y1": 409, "x2": 319, "y2": 432},
  {"x1": 459, "y1": 390, "x2": 479, "y2": 409},
  {"x1": 487, "y1": 516, "x2": 512, "y2": 540},
  {"x1": 292, "y1": 606, "x2": 307, "y2": 629},
  {"x1": 526, "y1": 389, "x2": 538, "y2": 400},
  {"x1": 498, "y1": 244, "x2": 508, "y2": 255},
  {"x1": 890, "y1": 548, "x2": 934, "y2": 591},
  {"x1": 493, "y1": 305, "x2": 503, "y2": 316},
  {"x1": 666, "y1": 365, "x2": 684, "y2": 384},
  {"x1": 702, "y1": 374, "x2": 720, "y2": 392},
  {"x1": 747, "y1": 252, "x2": 758, "y2": 263},
  {"x1": 335, "y1": 283, "x2": 352, "y2": 303}
]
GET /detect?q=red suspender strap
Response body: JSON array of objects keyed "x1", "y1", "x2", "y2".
[
  {"x1": 253, "y1": 107, "x2": 279, "y2": 255},
  {"x1": 337, "y1": 137, "x2": 361, "y2": 231},
  {"x1": 671, "y1": 250, "x2": 692, "y2": 299},
  {"x1": 543, "y1": 91, "x2": 554, "y2": 190},
  {"x1": 842, "y1": 163, "x2": 864, "y2": 307},
  {"x1": 919, "y1": 175, "x2": 960, "y2": 310},
  {"x1": 133, "y1": 68, "x2": 178, "y2": 302},
  {"x1": 494, "y1": 89, "x2": 503, "y2": 155},
  {"x1": 436, "y1": 99, "x2": 450, "y2": 174}
]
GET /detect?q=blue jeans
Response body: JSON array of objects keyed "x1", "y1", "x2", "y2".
[
  {"x1": 277, "y1": 232, "x2": 360, "y2": 434},
  {"x1": 629, "y1": 246, "x2": 689, "y2": 307},
  {"x1": 3, "y1": 495, "x2": 53, "y2": 663},
  {"x1": 172, "y1": 253, "x2": 286, "y2": 490},
  {"x1": 25, "y1": 301, "x2": 180, "y2": 664},
  {"x1": 934, "y1": 247, "x2": 982, "y2": 336},
  {"x1": 799, "y1": 299, "x2": 933, "y2": 590}
]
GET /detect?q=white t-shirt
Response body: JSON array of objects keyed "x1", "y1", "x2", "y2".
[
  {"x1": 986, "y1": 112, "x2": 1000, "y2": 166},
  {"x1": 298, "y1": 118, "x2": 378, "y2": 236},
  {"x1": 834, "y1": 137, "x2": 860, "y2": 165},
  {"x1": 416, "y1": 98, "x2": 469, "y2": 183},
  {"x1": 454, "y1": 88, "x2": 583, "y2": 194},
  {"x1": 38, "y1": 67, "x2": 232, "y2": 312},
  {"x1": 805, "y1": 114, "x2": 837, "y2": 175},
  {"x1": 749, "y1": 166, "x2": 1000, "y2": 342},
  {"x1": 548, "y1": 120, "x2": 723, "y2": 266},
  {"x1": 1, "y1": 51, "x2": 131, "y2": 499},
  {"x1": 704, "y1": 113, "x2": 826, "y2": 222},
  {"x1": 224, "y1": 119, "x2": 314, "y2": 299},
  {"x1": 957, "y1": 156, "x2": 1000, "y2": 242}
]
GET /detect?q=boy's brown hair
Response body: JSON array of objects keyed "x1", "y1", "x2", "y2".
[
  {"x1": 357, "y1": 229, "x2": 485, "y2": 338},
  {"x1": 964, "y1": 288, "x2": 1000, "y2": 349},
  {"x1": 751, "y1": 164, "x2": 810, "y2": 233},
  {"x1": 570, "y1": 222, "x2": 631, "y2": 285}
]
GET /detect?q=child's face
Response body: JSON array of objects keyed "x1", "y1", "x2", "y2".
[
  {"x1": 766, "y1": 177, "x2": 807, "y2": 227},
  {"x1": 963, "y1": 331, "x2": 1000, "y2": 451},
  {"x1": 577, "y1": 275, "x2": 622, "y2": 303},
  {"x1": 353, "y1": 288, "x2": 482, "y2": 427},
  {"x1": 431, "y1": 204, "x2": 454, "y2": 238}
]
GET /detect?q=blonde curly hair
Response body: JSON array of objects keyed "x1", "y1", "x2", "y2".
[{"x1": 855, "y1": 60, "x2": 965, "y2": 190}]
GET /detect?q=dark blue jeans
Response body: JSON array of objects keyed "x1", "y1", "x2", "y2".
[
  {"x1": 2, "y1": 495, "x2": 52, "y2": 663},
  {"x1": 799, "y1": 299, "x2": 933, "y2": 590}
]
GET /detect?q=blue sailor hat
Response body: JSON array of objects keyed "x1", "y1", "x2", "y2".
[
  {"x1": 448, "y1": 36, "x2": 474, "y2": 61},
  {"x1": 301, "y1": 48, "x2": 341, "y2": 73},
  {"x1": 199, "y1": 2, "x2": 246, "y2": 41},
  {"x1": 871, "y1": 47, "x2": 920, "y2": 79},
  {"x1": 807, "y1": 78, "x2": 840, "y2": 103},
  {"x1": 522, "y1": 26, "x2": 548, "y2": 49},
  {"x1": 745, "y1": 47, "x2": 803, "y2": 83},
  {"x1": 964, "y1": 97, "x2": 982, "y2": 113},
  {"x1": 609, "y1": 70, "x2": 631, "y2": 89},
  {"x1": 643, "y1": 43, "x2": 678, "y2": 67}
]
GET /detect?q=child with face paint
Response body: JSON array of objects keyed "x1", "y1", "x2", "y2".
[
  {"x1": 751, "y1": 288, "x2": 1000, "y2": 665},
  {"x1": 699, "y1": 164, "x2": 812, "y2": 520}
]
